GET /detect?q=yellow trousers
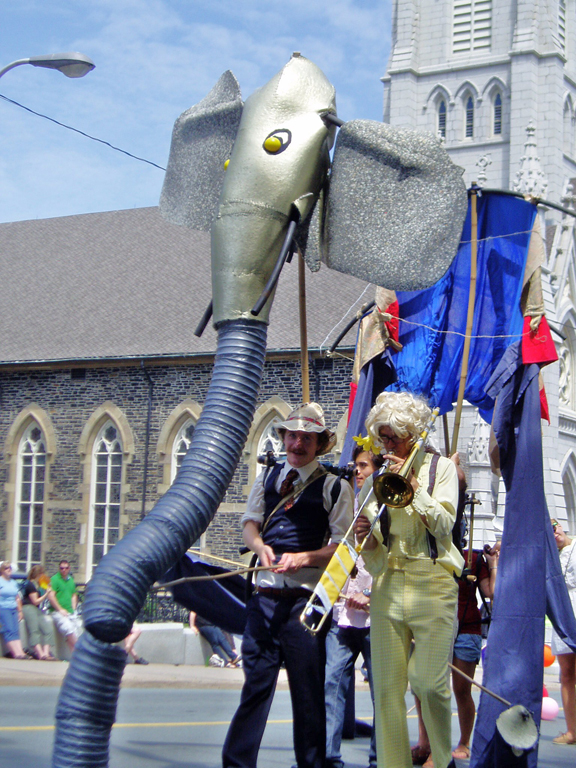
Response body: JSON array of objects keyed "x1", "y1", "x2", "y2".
[{"x1": 371, "y1": 557, "x2": 457, "y2": 768}]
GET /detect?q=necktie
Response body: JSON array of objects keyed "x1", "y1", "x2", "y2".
[{"x1": 279, "y1": 468, "x2": 299, "y2": 510}]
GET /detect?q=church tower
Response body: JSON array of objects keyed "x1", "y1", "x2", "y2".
[
  {"x1": 383, "y1": 1, "x2": 576, "y2": 540},
  {"x1": 382, "y1": 0, "x2": 575, "y2": 202}
]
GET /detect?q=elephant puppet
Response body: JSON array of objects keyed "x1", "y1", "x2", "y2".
[{"x1": 52, "y1": 53, "x2": 467, "y2": 767}]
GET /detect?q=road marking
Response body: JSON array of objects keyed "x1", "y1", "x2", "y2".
[
  {"x1": 5, "y1": 707, "x2": 551, "y2": 734},
  {"x1": 0, "y1": 718, "x2": 294, "y2": 732}
]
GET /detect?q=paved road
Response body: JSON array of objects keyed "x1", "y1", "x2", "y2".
[{"x1": 0, "y1": 660, "x2": 570, "y2": 768}]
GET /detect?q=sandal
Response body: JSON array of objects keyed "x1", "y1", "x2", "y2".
[
  {"x1": 552, "y1": 732, "x2": 576, "y2": 745},
  {"x1": 411, "y1": 745, "x2": 431, "y2": 765},
  {"x1": 452, "y1": 745, "x2": 471, "y2": 759}
]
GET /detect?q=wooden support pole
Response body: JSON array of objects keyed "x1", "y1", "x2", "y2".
[
  {"x1": 299, "y1": 254, "x2": 310, "y2": 402},
  {"x1": 442, "y1": 413, "x2": 450, "y2": 457},
  {"x1": 451, "y1": 187, "x2": 479, "y2": 456}
]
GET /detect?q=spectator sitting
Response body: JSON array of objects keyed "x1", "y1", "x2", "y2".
[
  {"x1": 21, "y1": 565, "x2": 56, "y2": 660},
  {"x1": 48, "y1": 559, "x2": 81, "y2": 652}
]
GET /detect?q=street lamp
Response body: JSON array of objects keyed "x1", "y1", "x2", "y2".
[{"x1": 0, "y1": 52, "x2": 95, "y2": 80}]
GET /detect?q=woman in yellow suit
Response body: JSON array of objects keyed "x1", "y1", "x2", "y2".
[{"x1": 355, "y1": 392, "x2": 464, "y2": 768}]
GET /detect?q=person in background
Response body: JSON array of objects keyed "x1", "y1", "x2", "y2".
[
  {"x1": 324, "y1": 445, "x2": 383, "y2": 768},
  {"x1": 124, "y1": 624, "x2": 149, "y2": 665},
  {"x1": 355, "y1": 392, "x2": 463, "y2": 768},
  {"x1": 21, "y1": 565, "x2": 56, "y2": 660},
  {"x1": 0, "y1": 562, "x2": 27, "y2": 659},
  {"x1": 189, "y1": 611, "x2": 241, "y2": 668},
  {"x1": 48, "y1": 559, "x2": 81, "y2": 652},
  {"x1": 550, "y1": 519, "x2": 576, "y2": 746}
]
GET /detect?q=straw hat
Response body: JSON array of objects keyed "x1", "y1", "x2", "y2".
[{"x1": 275, "y1": 403, "x2": 337, "y2": 456}]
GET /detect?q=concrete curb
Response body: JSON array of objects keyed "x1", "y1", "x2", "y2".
[
  {"x1": 0, "y1": 657, "x2": 290, "y2": 689},
  {"x1": 0, "y1": 656, "x2": 560, "y2": 693}
]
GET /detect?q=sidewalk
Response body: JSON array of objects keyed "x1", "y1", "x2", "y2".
[
  {"x1": 0, "y1": 655, "x2": 560, "y2": 692},
  {"x1": 0, "y1": 656, "x2": 281, "y2": 689}
]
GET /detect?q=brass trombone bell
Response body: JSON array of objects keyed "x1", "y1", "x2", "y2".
[{"x1": 373, "y1": 471, "x2": 414, "y2": 508}]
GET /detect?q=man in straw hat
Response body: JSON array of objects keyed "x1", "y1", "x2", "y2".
[{"x1": 223, "y1": 403, "x2": 354, "y2": 768}]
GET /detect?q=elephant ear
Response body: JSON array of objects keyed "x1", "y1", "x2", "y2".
[
  {"x1": 307, "y1": 120, "x2": 468, "y2": 290},
  {"x1": 160, "y1": 71, "x2": 243, "y2": 231}
]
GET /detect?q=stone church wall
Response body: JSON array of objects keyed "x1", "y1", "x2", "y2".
[{"x1": 0, "y1": 353, "x2": 353, "y2": 580}]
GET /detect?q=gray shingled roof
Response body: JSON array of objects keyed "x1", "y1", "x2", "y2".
[{"x1": 0, "y1": 207, "x2": 371, "y2": 365}]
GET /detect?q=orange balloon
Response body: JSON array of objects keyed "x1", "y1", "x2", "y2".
[{"x1": 544, "y1": 645, "x2": 556, "y2": 667}]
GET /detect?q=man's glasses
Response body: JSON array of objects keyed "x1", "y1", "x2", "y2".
[{"x1": 380, "y1": 434, "x2": 403, "y2": 445}]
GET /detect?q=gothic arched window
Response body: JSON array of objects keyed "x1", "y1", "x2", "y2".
[
  {"x1": 14, "y1": 423, "x2": 46, "y2": 571},
  {"x1": 88, "y1": 421, "x2": 123, "y2": 574},
  {"x1": 564, "y1": 100, "x2": 574, "y2": 156},
  {"x1": 256, "y1": 417, "x2": 287, "y2": 476},
  {"x1": 171, "y1": 419, "x2": 196, "y2": 483},
  {"x1": 493, "y1": 93, "x2": 502, "y2": 135},
  {"x1": 562, "y1": 451, "x2": 576, "y2": 535},
  {"x1": 171, "y1": 418, "x2": 202, "y2": 548},
  {"x1": 438, "y1": 100, "x2": 447, "y2": 138},
  {"x1": 465, "y1": 96, "x2": 474, "y2": 138}
]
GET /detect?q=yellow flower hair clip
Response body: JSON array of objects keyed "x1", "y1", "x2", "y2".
[{"x1": 352, "y1": 434, "x2": 380, "y2": 454}]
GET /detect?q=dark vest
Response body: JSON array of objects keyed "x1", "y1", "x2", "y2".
[{"x1": 262, "y1": 463, "x2": 330, "y2": 554}]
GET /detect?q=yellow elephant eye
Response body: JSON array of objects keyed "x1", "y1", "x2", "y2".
[
  {"x1": 224, "y1": 158, "x2": 230, "y2": 170},
  {"x1": 263, "y1": 129, "x2": 292, "y2": 155},
  {"x1": 264, "y1": 136, "x2": 282, "y2": 152}
]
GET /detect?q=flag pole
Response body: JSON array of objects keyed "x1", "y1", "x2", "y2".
[
  {"x1": 451, "y1": 184, "x2": 478, "y2": 456},
  {"x1": 442, "y1": 413, "x2": 450, "y2": 457},
  {"x1": 299, "y1": 253, "x2": 310, "y2": 402}
]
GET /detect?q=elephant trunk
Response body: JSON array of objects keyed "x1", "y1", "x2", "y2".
[{"x1": 53, "y1": 318, "x2": 268, "y2": 767}]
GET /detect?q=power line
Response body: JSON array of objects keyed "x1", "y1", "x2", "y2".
[{"x1": 0, "y1": 92, "x2": 166, "y2": 171}]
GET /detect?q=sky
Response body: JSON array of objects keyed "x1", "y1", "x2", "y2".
[{"x1": 0, "y1": 0, "x2": 392, "y2": 224}]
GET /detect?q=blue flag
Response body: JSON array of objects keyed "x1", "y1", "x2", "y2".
[
  {"x1": 339, "y1": 349, "x2": 397, "y2": 467},
  {"x1": 390, "y1": 192, "x2": 537, "y2": 417},
  {"x1": 470, "y1": 342, "x2": 545, "y2": 767}
]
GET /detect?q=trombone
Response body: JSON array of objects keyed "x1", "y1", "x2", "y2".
[
  {"x1": 300, "y1": 408, "x2": 439, "y2": 634},
  {"x1": 373, "y1": 407, "x2": 440, "y2": 508}
]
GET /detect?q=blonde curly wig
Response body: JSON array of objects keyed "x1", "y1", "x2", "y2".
[{"x1": 365, "y1": 392, "x2": 431, "y2": 450}]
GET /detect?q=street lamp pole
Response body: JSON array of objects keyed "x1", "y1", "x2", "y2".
[{"x1": 0, "y1": 52, "x2": 95, "y2": 80}]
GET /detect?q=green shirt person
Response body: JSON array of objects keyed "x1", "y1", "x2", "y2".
[{"x1": 48, "y1": 560, "x2": 81, "y2": 652}]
